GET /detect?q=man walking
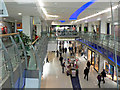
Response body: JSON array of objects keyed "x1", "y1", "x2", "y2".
[
  {"x1": 62, "y1": 62, "x2": 65, "y2": 73},
  {"x1": 87, "y1": 61, "x2": 91, "y2": 69},
  {"x1": 101, "y1": 69, "x2": 106, "y2": 83},
  {"x1": 97, "y1": 74, "x2": 102, "y2": 88},
  {"x1": 84, "y1": 67, "x2": 89, "y2": 81},
  {"x1": 59, "y1": 56, "x2": 63, "y2": 66}
]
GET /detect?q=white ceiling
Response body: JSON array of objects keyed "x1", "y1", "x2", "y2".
[
  {"x1": 3, "y1": 0, "x2": 119, "y2": 25},
  {"x1": 43, "y1": 2, "x2": 115, "y2": 20},
  {"x1": 43, "y1": 2, "x2": 118, "y2": 24}
]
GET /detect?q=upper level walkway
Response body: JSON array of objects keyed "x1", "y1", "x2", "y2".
[{"x1": 50, "y1": 31, "x2": 120, "y2": 67}]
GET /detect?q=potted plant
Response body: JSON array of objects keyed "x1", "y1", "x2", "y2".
[
  {"x1": 21, "y1": 33, "x2": 32, "y2": 67},
  {"x1": 17, "y1": 31, "x2": 32, "y2": 67}
]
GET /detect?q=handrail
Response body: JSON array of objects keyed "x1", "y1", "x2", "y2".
[
  {"x1": 31, "y1": 38, "x2": 40, "y2": 45},
  {"x1": 0, "y1": 33, "x2": 19, "y2": 37}
]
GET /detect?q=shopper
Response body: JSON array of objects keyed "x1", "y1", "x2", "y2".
[
  {"x1": 62, "y1": 47, "x2": 64, "y2": 53},
  {"x1": 46, "y1": 57, "x2": 49, "y2": 63},
  {"x1": 59, "y1": 56, "x2": 63, "y2": 66},
  {"x1": 62, "y1": 62, "x2": 65, "y2": 73},
  {"x1": 93, "y1": 29, "x2": 96, "y2": 34},
  {"x1": 84, "y1": 67, "x2": 89, "y2": 81},
  {"x1": 56, "y1": 50, "x2": 59, "y2": 57},
  {"x1": 79, "y1": 49, "x2": 81, "y2": 54},
  {"x1": 87, "y1": 61, "x2": 91, "y2": 69},
  {"x1": 75, "y1": 46, "x2": 77, "y2": 53},
  {"x1": 59, "y1": 50, "x2": 62, "y2": 57},
  {"x1": 59, "y1": 41, "x2": 61, "y2": 45},
  {"x1": 97, "y1": 74, "x2": 102, "y2": 88},
  {"x1": 65, "y1": 48, "x2": 67, "y2": 53},
  {"x1": 70, "y1": 51, "x2": 72, "y2": 56},
  {"x1": 69, "y1": 47, "x2": 70, "y2": 52},
  {"x1": 101, "y1": 69, "x2": 106, "y2": 83},
  {"x1": 59, "y1": 45, "x2": 61, "y2": 51},
  {"x1": 35, "y1": 35, "x2": 39, "y2": 40}
]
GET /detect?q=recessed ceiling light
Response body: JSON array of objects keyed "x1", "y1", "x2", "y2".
[
  {"x1": 18, "y1": 13, "x2": 22, "y2": 15},
  {"x1": 97, "y1": 18, "x2": 101, "y2": 21},
  {"x1": 85, "y1": 20, "x2": 88, "y2": 23},
  {"x1": 54, "y1": 2, "x2": 57, "y2": 5}
]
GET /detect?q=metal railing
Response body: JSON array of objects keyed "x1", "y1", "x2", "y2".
[
  {"x1": 0, "y1": 31, "x2": 49, "y2": 88},
  {"x1": 78, "y1": 32, "x2": 120, "y2": 52},
  {"x1": 0, "y1": 33, "x2": 27, "y2": 88},
  {"x1": 27, "y1": 32, "x2": 48, "y2": 88},
  {"x1": 50, "y1": 31, "x2": 120, "y2": 52}
]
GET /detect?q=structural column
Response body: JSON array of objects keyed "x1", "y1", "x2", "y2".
[
  {"x1": 36, "y1": 25, "x2": 41, "y2": 37},
  {"x1": 109, "y1": 23, "x2": 112, "y2": 35},
  {"x1": 77, "y1": 25, "x2": 80, "y2": 32},
  {"x1": 15, "y1": 21, "x2": 17, "y2": 33},
  {"x1": 88, "y1": 22, "x2": 92, "y2": 32},
  {"x1": 100, "y1": 20, "x2": 107, "y2": 34},
  {"x1": 98, "y1": 56, "x2": 104, "y2": 73},
  {"x1": 22, "y1": 16, "x2": 33, "y2": 39},
  {"x1": 81, "y1": 23, "x2": 84, "y2": 32}
]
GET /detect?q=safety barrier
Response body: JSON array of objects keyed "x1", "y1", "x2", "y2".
[
  {"x1": 0, "y1": 33, "x2": 27, "y2": 88},
  {"x1": 0, "y1": 32, "x2": 49, "y2": 89}
]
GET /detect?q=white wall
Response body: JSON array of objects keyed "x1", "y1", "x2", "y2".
[
  {"x1": 77, "y1": 25, "x2": 79, "y2": 32},
  {"x1": 101, "y1": 20, "x2": 107, "y2": 34},
  {"x1": 99, "y1": 55, "x2": 105, "y2": 73},
  {"x1": 88, "y1": 23, "x2": 92, "y2": 32},
  {"x1": 22, "y1": 16, "x2": 31, "y2": 37},
  {"x1": 81, "y1": 23, "x2": 84, "y2": 32}
]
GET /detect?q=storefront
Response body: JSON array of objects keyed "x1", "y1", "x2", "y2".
[
  {"x1": 87, "y1": 48, "x2": 95, "y2": 65},
  {"x1": 88, "y1": 48, "x2": 92, "y2": 62},
  {"x1": 87, "y1": 48, "x2": 100, "y2": 72},
  {"x1": 94, "y1": 54, "x2": 100, "y2": 72},
  {"x1": 103, "y1": 60, "x2": 115, "y2": 80},
  {"x1": 82, "y1": 45, "x2": 88, "y2": 60}
]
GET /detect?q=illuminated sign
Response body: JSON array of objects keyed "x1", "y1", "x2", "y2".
[
  {"x1": 69, "y1": 0, "x2": 96, "y2": 20},
  {"x1": 59, "y1": 20, "x2": 65, "y2": 23}
]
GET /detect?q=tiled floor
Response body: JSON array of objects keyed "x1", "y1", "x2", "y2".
[
  {"x1": 77, "y1": 56, "x2": 117, "y2": 88},
  {"x1": 41, "y1": 41, "x2": 117, "y2": 88},
  {"x1": 41, "y1": 55, "x2": 72, "y2": 88}
]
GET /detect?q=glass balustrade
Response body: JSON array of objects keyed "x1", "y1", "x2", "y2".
[{"x1": 50, "y1": 31, "x2": 120, "y2": 53}]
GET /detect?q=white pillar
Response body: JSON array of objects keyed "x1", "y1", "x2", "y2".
[
  {"x1": 100, "y1": 20, "x2": 107, "y2": 34},
  {"x1": 22, "y1": 16, "x2": 31, "y2": 37},
  {"x1": 88, "y1": 23, "x2": 92, "y2": 32},
  {"x1": 109, "y1": 23, "x2": 112, "y2": 35},
  {"x1": 81, "y1": 23, "x2": 84, "y2": 32},
  {"x1": 93, "y1": 25, "x2": 96, "y2": 31},
  {"x1": 77, "y1": 25, "x2": 79, "y2": 32},
  {"x1": 15, "y1": 21, "x2": 17, "y2": 33},
  {"x1": 49, "y1": 27, "x2": 51, "y2": 33},
  {"x1": 37, "y1": 25, "x2": 41, "y2": 37},
  {"x1": 98, "y1": 56, "x2": 105, "y2": 73}
]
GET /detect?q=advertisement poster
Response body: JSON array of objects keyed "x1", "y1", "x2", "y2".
[
  {"x1": 17, "y1": 23, "x2": 22, "y2": 29},
  {"x1": 105, "y1": 62, "x2": 109, "y2": 73},
  {"x1": 110, "y1": 65, "x2": 114, "y2": 75}
]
